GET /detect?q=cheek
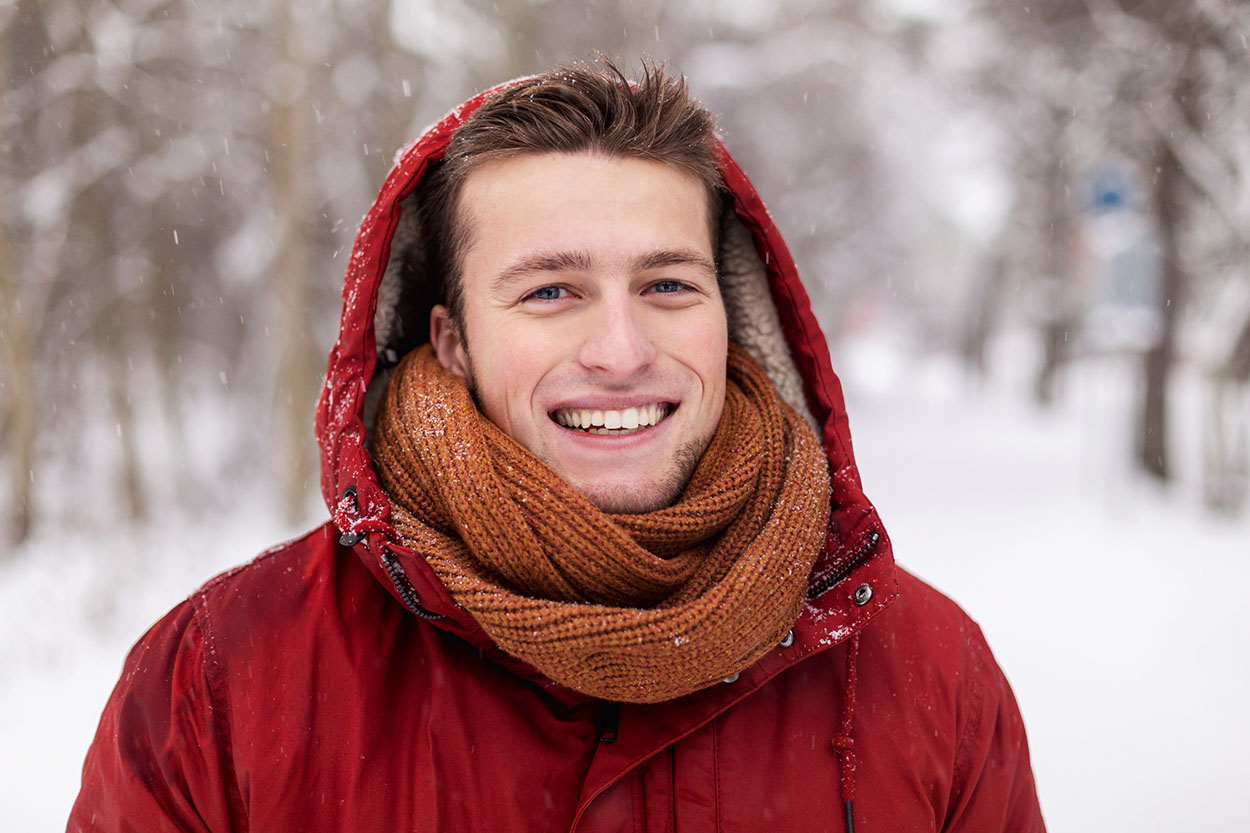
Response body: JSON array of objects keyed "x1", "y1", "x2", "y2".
[
  {"x1": 682, "y1": 323, "x2": 729, "y2": 400},
  {"x1": 472, "y1": 338, "x2": 551, "y2": 426}
]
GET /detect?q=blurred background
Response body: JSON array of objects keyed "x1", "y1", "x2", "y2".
[{"x1": 2, "y1": 0, "x2": 1248, "y2": 830}]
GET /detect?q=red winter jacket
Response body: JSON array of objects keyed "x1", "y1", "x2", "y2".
[{"x1": 70, "y1": 84, "x2": 1046, "y2": 833}]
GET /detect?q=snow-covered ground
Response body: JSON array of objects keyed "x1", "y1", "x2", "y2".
[{"x1": 3, "y1": 334, "x2": 1248, "y2": 831}]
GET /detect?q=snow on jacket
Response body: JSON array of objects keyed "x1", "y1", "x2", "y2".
[{"x1": 70, "y1": 83, "x2": 1046, "y2": 832}]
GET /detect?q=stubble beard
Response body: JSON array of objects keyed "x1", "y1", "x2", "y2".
[{"x1": 582, "y1": 434, "x2": 712, "y2": 514}]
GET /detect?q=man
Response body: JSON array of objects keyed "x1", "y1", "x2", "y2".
[{"x1": 71, "y1": 61, "x2": 1045, "y2": 831}]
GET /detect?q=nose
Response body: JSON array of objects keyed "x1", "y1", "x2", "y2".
[{"x1": 577, "y1": 292, "x2": 658, "y2": 379}]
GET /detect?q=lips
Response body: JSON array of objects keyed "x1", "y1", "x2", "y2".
[{"x1": 552, "y1": 403, "x2": 673, "y2": 435}]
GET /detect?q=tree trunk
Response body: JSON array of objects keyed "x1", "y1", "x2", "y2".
[
  {"x1": 1034, "y1": 120, "x2": 1077, "y2": 405},
  {"x1": 145, "y1": 224, "x2": 191, "y2": 505},
  {"x1": 1203, "y1": 376, "x2": 1250, "y2": 513},
  {"x1": 0, "y1": 19, "x2": 39, "y2": 546},
  {"x1": 106, "y1": 326, "x2": 148, "y2": 521},
  {"x1": 269, "y1": 2, "x2": 320, "y2": 524},
  {"x1": 1139, "y1": 135, "x2": 1184, "y2": 480},
  {"x1": 961, "y1": 247, "x2": 1009, "y2": 378},
  {"x1": 0, "y1": 229, "x2": 38, "y2": 545},
  {"x1": 1202, "y1": 308, "x2": 1250, "y2": 512}
]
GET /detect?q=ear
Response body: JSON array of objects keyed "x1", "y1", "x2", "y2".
[{"x1": 430, "y1": 304, "x2": 470, "y2": 379}]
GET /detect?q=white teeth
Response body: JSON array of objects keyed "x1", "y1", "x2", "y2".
[{"x1": 554, "y1": 403, "x2": 671, "y2": 433}]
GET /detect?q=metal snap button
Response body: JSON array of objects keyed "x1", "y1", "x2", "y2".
[
  {"x1": 723, "y1": 673, "x2": 740, "y2": 684},
  {"x1": 852, "y1": 583, "x2": 873, "y2": 606},
  {"x1": 779, "y1": 629, "x2": 795, "y2": 648}
]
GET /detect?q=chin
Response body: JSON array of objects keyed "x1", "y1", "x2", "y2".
[
  {"x1": 573, "y1": 452, "x2": 701, "y2": 514},
  {"x1": 553, "y1": 438, "x2": 712, "y2": 515},
  {"x1": 555, "y1": 435, "x2": 720, "y2": 512},
  {"x1": 581, "y1": 482, "x2": 683, "y2": 515}
]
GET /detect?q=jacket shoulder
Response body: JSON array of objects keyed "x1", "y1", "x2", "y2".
[
  {"x1": 68, "y1": 546, "x2": 273, "y2": 831},
  {"x1": 867, "y1": 566, "x2": 1007, "y2": 685},
  {"x1": 188, "y1": 521, "x2": 404, "y2": 678},
  {"x1": 862, "y1": 566, "x2": 1045, "y2": 832},
  {"x1": 70, "y1": 522, "x2": 402, "y2": 831},
  {"x1": 192, "y1": 521, "x2": 341, "y2": 609}
]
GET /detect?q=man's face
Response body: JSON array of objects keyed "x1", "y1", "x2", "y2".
[{"x1": 430, "y1": 152, "x2": 728, "y2": 513}]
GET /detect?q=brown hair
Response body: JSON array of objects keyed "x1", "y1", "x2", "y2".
[{"x1": 416, "y1": 59, "x2": 726, "y2": 326}]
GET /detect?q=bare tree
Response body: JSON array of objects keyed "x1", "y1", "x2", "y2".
[
  {"x1": 267, "y1": 1, "x2": 321, "y2": 523},
  {"x1": 0, "y1": 9, "x2": 38, "y2": 546},
  {"x1": 967, "y1": 0, "x2": 1250, "y2": 486},
  {"x1": 1203, "y1": 305, "x2": 1250, "y2": 513}
]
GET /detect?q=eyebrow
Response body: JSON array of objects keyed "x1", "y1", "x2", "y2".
[
  {"x1": 491, "y1": 251, "x2": 594, "y2": 295},
  {"x1": 490, "y1": 248, "x2": 717, "y2": 296},
  {"x1": 633, "y1": 248, "x2": 717, "y2": 278}
]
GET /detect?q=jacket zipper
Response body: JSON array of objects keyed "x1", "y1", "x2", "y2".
[
  {"x1": 380, "y1": 548, "x2": 445, "y2": 619},
  {"x1": 807, "y1": 529, "x2": 881, "y2": 600}
]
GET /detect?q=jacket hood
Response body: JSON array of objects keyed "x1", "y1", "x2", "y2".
[{"x1": 315, "y1": 80, "x2": 898, "y2": 688}]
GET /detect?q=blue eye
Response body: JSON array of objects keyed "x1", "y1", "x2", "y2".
[
  {"x1": 652, "y1": 280, "x2": 687, "y2": 294},
  {"x1": 527, "y1": 286, "x2": 566, "y2": 301}
]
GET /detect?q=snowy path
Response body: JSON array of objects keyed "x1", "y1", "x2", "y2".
[
  {"x1": 842, "y1": 345, "x2": 1250, "y2": 833},
  {"x1": 3, "y1": 346, "x2": 1248, "y2": 831}
]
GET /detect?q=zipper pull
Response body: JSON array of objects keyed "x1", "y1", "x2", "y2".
[{"x1": 595, "y1": 701, "x2": 622, "y2": 744}]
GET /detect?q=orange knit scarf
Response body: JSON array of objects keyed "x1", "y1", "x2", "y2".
[{"x1": 373, "y1": 343, "x2": 830, "y2": 703}]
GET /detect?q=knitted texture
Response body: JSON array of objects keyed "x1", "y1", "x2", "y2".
[{"x1": 373, "y1": 343, "x2": 831, "y2": 703}]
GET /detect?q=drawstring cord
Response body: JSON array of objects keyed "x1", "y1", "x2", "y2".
[{"x1": 832, "y1": 633, "x2": 861, "y2": 833}]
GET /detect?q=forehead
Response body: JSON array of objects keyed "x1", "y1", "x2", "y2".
[{"x1": 454, "y1": 152, "x2": 716, "y2": 272}]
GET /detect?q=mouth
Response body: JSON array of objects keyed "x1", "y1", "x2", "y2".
[{"x1": 551, "y1": 403, "x2": 674, "y2": 436}]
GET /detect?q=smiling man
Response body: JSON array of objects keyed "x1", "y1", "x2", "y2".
[{"x1": 70, "y1": 61, "x2": 1045, "y2": 832}]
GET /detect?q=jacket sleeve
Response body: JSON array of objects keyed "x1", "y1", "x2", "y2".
[
  {"x1": 68, "y1": 596, "x2": 242, "y2": 832},
  {"x1": 943, "y1": 622, "x2": 1046, "y2": 833}
]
